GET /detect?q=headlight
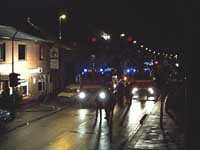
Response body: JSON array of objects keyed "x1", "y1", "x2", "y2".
[
  {"x1": 132, "y1": 88, "x2": 138, "y2": 94},
  {"x1": 79, "y1": 92, "x2": 86, "y2": 99},
  {"x1": 99, "y1": 91, "x2": 106, "y2": 99},
  {"x1": 148, "y1": 87, "x2": 154, "y2": 94}
]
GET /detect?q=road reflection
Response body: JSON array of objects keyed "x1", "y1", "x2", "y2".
[{"x1": 128, "y1": 100, "x2": 155, "y2": 124}]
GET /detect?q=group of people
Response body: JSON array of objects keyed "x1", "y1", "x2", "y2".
[{"x1": 95, "y1": 80, "x2": 133, "y2": 124}]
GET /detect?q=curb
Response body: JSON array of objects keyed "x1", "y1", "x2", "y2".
[{"x1": 4, "y1": 103, "x2": 73, "y2": 134}]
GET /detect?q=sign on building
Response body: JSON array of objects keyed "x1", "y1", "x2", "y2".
[{"x1": 50, "y1": 47, "x2": 59, "y2": 69}]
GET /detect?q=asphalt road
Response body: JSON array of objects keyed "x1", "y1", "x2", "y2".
[{"x1": 0, "y1": 99, "x2": 156, "y2": 150}]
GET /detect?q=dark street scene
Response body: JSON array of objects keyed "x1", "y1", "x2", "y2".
[{"x1": 0, "y1": 0, "x2": 194, "y2": 150}]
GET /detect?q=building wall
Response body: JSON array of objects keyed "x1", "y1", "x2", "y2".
[{"x1": 0, "y1": 39, "x2": 51, "y2": 100}]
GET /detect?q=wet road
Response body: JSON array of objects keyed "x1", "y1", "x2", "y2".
[{"x1": 0, "y1": 100, "x2": 156, "y2": 150}]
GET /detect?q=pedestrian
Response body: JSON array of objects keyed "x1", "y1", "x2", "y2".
[
  {"x1": 125, "y1": 82, "x2": 133, "y2": 106},
  {"x1": 95, "y1": 92, "x2": 104, "y2": 122},
  {"x1": 116, "y1": 79, "x2": 125, "y2": 107},
  {"x1": 104, "y1": 87, "x2": 116, "y2": 124}
]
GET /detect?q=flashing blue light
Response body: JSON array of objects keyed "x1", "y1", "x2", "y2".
[
  {"x1": 83, "y1": 69, "x2": 88, "y2": 72},
  {"x1": 99, "y1": 68, "x2": 103, "y2": 72},
  {"x1": 133, "y1": 69, "x2": 137, "y2": 73},
  {"x1": 127, "y1": 69, "x2": 130, "y2": 73},
  {"x1": 144, "y1": 68, "x2": 150, "y2": 72},
  {"x1": 104, "y1": 68, "x2": 112, "y2": 72}
]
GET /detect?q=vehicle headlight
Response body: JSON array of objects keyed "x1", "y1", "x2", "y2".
[
  {"x1": 77, "y1": 89, "x2": 80, "y2": 93},
  {"x1": 148, "y1": 87, "x2": 154, "y2": 94},
  {"x1": 132, "y1": 88, "x2": 138, "y2": 94},
  {"x1": 99, "y1": 91, "x2": 106, "y2": 99},
  {"x1": 79, "y1": 92, "x2": 86, "y2": 99}
]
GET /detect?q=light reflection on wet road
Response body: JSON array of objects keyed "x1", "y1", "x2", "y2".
[{"x1": 0, "y1": 99, "x2": 156, "y2": 150}]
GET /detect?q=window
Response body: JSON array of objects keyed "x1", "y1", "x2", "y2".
[
  {"x1": 38, "y1": 82, "x2": 45, "y2": 91},
  {"x1": 18, "y1": 44, "x2": 26, "y2": 60},
  {"x1": 39, "y1": 45, "x2": 44, "y2": 60},
  {"x1": 0, "y1": 43, "x2": 5, "y2": 61}
]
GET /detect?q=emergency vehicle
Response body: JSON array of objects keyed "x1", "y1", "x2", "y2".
[
  {"x1": 123, "y1": 67, "x2": 158, "y2": 101},
  {"x1": 78, "y1": 67, "x2": 118, "y2": 107}
]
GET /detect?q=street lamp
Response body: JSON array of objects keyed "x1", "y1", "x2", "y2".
[
  {"x1": 120, "y1": 33, "x2": 125, "y2": 38},
  {"x1": 59, "y1": 14, "x2": 66, "y2": 40}
]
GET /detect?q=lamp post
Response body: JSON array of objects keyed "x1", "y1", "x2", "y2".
[{"x1": 58, "y1": 14, "x2": 66, "y2": 40}]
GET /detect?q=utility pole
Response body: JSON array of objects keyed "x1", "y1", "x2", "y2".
[{"x1": 10, "y1": 30, "x2": 18, "y2": 119}]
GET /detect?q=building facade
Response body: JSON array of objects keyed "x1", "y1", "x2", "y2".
[{"x1": 0, "y1": 25, "x2": 57, "y2": 100}]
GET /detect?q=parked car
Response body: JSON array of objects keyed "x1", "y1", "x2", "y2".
[
  {"x1": 57, "y1": 84, "x2": 80, "y2": 104},
  {"x1": 0, "y1": 109, "x2": 11, "y2": 129}
]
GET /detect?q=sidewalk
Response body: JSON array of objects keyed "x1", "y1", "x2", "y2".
[
  {"x1": 125, "y1": 100, "x2": 185, "y2": 150},
  {"x1": 1, "y1": 96, "x2": 73, "y2": 133}
]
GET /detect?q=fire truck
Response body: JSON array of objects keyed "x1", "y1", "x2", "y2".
[
  {"x1": 78, "y1": 67, "x2": 118, "y2": 107},
  {"x1": 123, "y1": 67, "x2": 158, "y2": 101}
]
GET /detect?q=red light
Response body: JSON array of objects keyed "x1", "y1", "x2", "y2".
[
  {"x1": 127, "y1": 36, "x2": 133, "y2": 42},
  {"x1": 91, "y1": 37, "x2": 97, "y2": 43}
]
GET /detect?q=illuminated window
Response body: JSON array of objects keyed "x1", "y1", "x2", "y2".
[
  {"x1": 18, "y1": 44, "x2": 26, "y2": 60},
  {"x1": 0, "y1": 43, "x2": 5, "y2": 61},
  {"x1": 39, "y1": 45, "x2": 44, "y2": 60}
]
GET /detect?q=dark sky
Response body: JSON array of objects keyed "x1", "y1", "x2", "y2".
[{"x1": 0, "y1": 0, "x2": 184, "y2": 51}]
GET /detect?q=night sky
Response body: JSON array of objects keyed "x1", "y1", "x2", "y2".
[{"x1": 0, "y1": 0, "x2": 184, "y2": 51}]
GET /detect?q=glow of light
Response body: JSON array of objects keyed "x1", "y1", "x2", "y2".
[
  {"x1": 175, "y1": 63, "x2": 179, "y2": 67},
  {"x1": 155, "y1": 61, "x2": 158, "y2": 64},
  {"x1": 133, "y1": 40, "x2": 137, "y2": 44},
  {"x1": 79, "y1": 109, "x2": 88, "y2": 120},
  {"x1": 99, "y1": 68, "x2": 103, "y2": 72},
  {"x1": 120, "y1": 33, "x2": 125, "y2": 37},
  {"x1": 128, "y1": 101, "x2": 143, "y2": 124},
  {"x1": 123, "y1": 76, "x2": 127, "y2": 81},
  {"x1": 33, "y1": 77, "x2": 36, "y2": 84},
  {"x1": 99, "y1": 91, "x2": 106, "y2": 99},
  {"x1": 79, "y1": 92, "x2": 86, "y2": 99},
  {"x1": 127, "y1": 69, "x2": 130, "y2": 73},
  {"x1": 149, "y1": 49, "x2": 152, "y2": 52},
  {"x1": 91, "y1": 37, "x2": 97, "y2": 43},
  {"x1": 145, "y1": 48, "x2": 148, "y2": 50},
  {"x1": 145, "y1": 101, "x2": 155, "y2": 114},
  {"x1": 148, "y1": 96, "x2": 155, "y2": 101},
  {"x1": 148, "y1": 87, "x2": 154, "y2": 94},
  {"x1": 140, "y1": 45, "x2": 144, "y2": 48},
  {"x1": 144, "y1": 68, "x2": 150, "y2": 72},
  {"x1": 83, "y1": 69, "x2": 87, "y2": 72},
  {"x1": 60, "y1": 14, "x2": 66, "y2": 20},
  {"x1": 133, "y1": 95, "x2": 139, "y2": 99},
  {"x1": 27, "y1": 67, "x2": 42, "y2": 74},
  {"x1": 113, "y1": 84, "x2": 117, "y2": 89},
  {"x1": 153, "y1": 51, "x2": 156, "y2": 54},
  {"x1": 133, "y1": 69, "x2": 137, "y2": 72},
  {"x1": 127, "y1": 36, "x2": 133, "y2": 42},
  {"x1": 157, "y1": 52, "x2": 160, "y2": 55},
  {"x1": 101, "y1": 32, "x2": 111, "y2": 40},
  {"x1": 9, "y1": 87, "x2": 13, "y2": 95},
  {"x1": 132, "y1": 87, "x2": 138, "y2": 94}
]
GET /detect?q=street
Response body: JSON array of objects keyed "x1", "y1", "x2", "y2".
[{"x1": 0, "y1": 100, "x2": 155, "y2": 150}]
